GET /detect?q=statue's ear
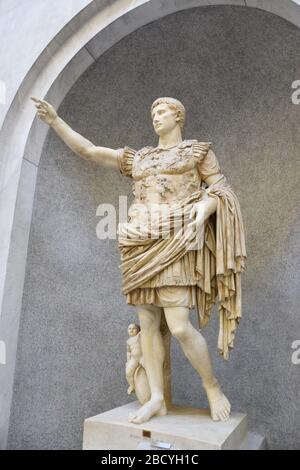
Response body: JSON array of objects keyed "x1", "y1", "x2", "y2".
[{"x1": 175, "y1": 110, "x2": 181, "y2": 122}]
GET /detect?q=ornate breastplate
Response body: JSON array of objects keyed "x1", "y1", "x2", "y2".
[
  {"x1": 132, "y1": 140, "x2": 198, "y2": 179},
  {"x1": 132, "y1": 140, "x2": 204, "y2": 205}
]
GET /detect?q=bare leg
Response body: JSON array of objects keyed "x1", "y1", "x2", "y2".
[
  {"x1": 126, "y1": 359, "x2": 139, "y2": 394},
  {"x1": 129, "y1": 305, "x2": 167, "y2": 424},
  {"x1": 164, "y1": 306, "x2": 231, "y2": 422}
]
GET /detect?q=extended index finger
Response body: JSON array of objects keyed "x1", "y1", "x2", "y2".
[{"x1": 30, "y1": 96, "x2": 42, "y2": 104}]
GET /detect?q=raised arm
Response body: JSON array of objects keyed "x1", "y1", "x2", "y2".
[{"x1": 31, "y1": 97, "x2": 119, "y2": 169}]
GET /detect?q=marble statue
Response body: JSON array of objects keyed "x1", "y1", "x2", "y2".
[
  {"x1": 126, "y1": 323, "x2": 143, "y2": 395},
  {"x1": 126, "y1": 323, "x2": 151, "y2": 406},
  {"x1": 31, "y1": 96, "x2": 246, "y2": 425}
]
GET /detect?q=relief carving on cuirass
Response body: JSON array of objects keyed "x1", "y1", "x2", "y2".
[
  {"x1": 132, "y1": 139, "x2": 198, "y2": 179},
  {"x1": 132, "y1": 141, "x2": 202, "y2": 204}
]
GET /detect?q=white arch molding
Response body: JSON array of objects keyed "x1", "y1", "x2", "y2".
[{"x1": 0, "y1": 0, "x2": 300, "y2": 449}]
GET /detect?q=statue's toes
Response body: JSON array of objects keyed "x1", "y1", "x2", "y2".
[
  {"x1": 128, "y1": 413, "x2": 137, "y2": 423},
  {"x1": 219, "y1": 410, "x2": 229, "y2": 421},
  {"x1": 130, "y1": 414, "x2": 144, "y2": 424}
]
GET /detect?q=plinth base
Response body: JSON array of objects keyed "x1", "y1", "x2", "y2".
[{"x1": 83, "y1": 401, "x2": 266, "y2": 450}]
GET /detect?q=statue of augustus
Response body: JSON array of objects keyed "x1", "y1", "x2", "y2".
[{"x1": 32, "y1": 96, "x2": 246, "y2": 425}]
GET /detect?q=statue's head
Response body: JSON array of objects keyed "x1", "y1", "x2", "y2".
[
  {"x1": 151, "y1": 97, "x2": 185, "y2": 136},
  {"x1": 128, "y1": 323, "x2": 140, "y2": 337}
]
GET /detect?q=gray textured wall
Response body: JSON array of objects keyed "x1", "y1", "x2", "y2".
[{"x1": 8, "y1": 6, "x2": 300, "y2": 449}]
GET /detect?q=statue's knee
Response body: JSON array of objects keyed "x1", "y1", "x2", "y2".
[
  {"x1": 170, "y1": 324, "x2": 189, "y2": 342},
  {"x1": 138, "y1": 309, "x2": 160, "y2": 331},
  {"x1": 139, "y1": 316, "x2": 154, "y2": 331}
]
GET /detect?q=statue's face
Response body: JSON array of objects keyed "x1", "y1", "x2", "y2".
[
  {"x1": 152, "y1": 102, "x2": 179, "y2": 136},
  {"x1": 128, "y1": 324, "x2": 139, "y2": 337}
]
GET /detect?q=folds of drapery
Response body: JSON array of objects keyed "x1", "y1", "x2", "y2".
[
  {"x1": 196, "y1": 180, "x2": 247, "y2": 359},
  {"x1": 118, "y1": 180, "x2": 246, "y2": 359}
]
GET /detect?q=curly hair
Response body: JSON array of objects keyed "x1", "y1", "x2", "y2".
[{"x1": 151, "y1": 97, "x2": 186, "y2": 130}]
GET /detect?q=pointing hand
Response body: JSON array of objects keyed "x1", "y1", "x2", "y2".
[{"x1": 31, "y1": 97, "x2": 58, "y2": 125}]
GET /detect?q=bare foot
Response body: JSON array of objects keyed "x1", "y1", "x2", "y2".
[
  {"x1": 129, "y1": 397, "x2": 167, "y2": 424},
  {"x1": 127, "y1": 385, "x2": 134, "y2": 395},
  {"x1": 204, "y1": 381, "x2": 231, "y2": 422}
]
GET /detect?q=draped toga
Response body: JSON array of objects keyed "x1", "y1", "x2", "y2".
[{"x1": 116, "y1": 140, "x2": 246, "y2": 359}]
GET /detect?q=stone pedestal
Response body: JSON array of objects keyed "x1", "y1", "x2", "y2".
[{"x1": 83, "y1": 402, "x2": 266, "y2": 450}]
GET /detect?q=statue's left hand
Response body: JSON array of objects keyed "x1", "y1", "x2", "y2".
[
  {"x1": 187, "y1": 199, "x2": 214, "y2": 249},
  {"x1": 188, "y1": 201, "x2": 206, "y2": 231},
  {"x1": 189, "y1": 195, "x2": 218, "y2": 230}
]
